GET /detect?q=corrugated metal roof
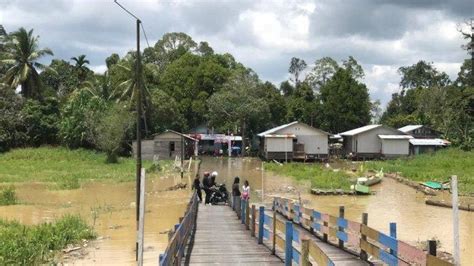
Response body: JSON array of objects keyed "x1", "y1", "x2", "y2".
[
  {"x1": 264, "y1": 134, "x2": 296, "y2": 138},
  {"x1": 257, "y1": 121, "x2": 330, "y2": 137},
  {"x1": 398, "y1": 125, "x2": 423, "y2": 133},
  {"x1": 409, "y1": 138, "x2": 446, "y2": 146},
  {"x1": 378, "y1": 135, "x2": 413, "y2": 139},
  {"x1": 339, "y1": 125, "x2": 381, "y2": 136}
]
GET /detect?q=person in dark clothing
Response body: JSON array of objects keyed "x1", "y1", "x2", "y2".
[
  {"x1": 202, "y1": 172, "x2": 211, "y2": 204},
  {"x1": 193, "y1": 174, "x2": 202, "y2": 202},
  {"x1": 232, "y1": 176, "x2": 241, "y2": 214}
]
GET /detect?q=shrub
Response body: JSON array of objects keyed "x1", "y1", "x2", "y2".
[{"x1": 0, "y1": 186, "x2": 17, "y2": 205}]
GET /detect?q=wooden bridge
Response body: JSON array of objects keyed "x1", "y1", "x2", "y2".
[{"x1": 159, "y1": 192, "x2": 453, "y2": 266}]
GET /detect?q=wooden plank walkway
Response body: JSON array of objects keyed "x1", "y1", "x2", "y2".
[{"x1": 185, "y1": 205, "x2": 283, "y2": 265}]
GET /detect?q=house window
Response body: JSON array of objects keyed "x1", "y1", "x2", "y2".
[{"x1": 169, "y1": 142, "x2": 175, "y2": 152}]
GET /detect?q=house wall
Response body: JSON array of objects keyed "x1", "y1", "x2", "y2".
[
  {"x1": 265, "y1": 137, "x2": 293, "y2": 152},
  {"x1": 155, "y1": 139, "x2": 183, "y2": 159},
  {"x1": 275, "y1": 123, "x2": 329, "y2": 155},
  {"x1": 356, "y1": 127, "x2": 401, "y2": 154},
  {"x1": 381, "y1": 139, "x2": 409, "y2": 156},
  {"x1": 132, "y1": 140, "x2": 155, "y2": 160},
  {"x1": 408, "y1": 127, "x2": 440, "y2": 139}
]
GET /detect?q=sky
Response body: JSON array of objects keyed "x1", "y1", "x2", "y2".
[{"x1": 1, "y1": 0, "x2": 472, "y2": 107}]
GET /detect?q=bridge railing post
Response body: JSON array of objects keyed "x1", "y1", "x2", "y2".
[
  {"x1": 251, "y1": 204, "x2": 256, "y2": 237},
  {"x1": 338, "y1": 206, "x2": 345, "y2": 249},
  {"x1": 246, "y1": 200, "x2": 250, "y2": 230},
  {"x1": 285, "y1": 221, "x2": 293, "y2": 266},
  {"x1": 272, "y1": 208, "x2": 276, "y2": 255},
  {"x1": 390, "y1": 222, "x2": 397, "y2": 256},
  {"x1": 301, "y1": 237, "x2": 310, "y2": 266},
  {"x1": 241, "y1": 199, "x2": 246, "y2": 224},
  {"x1": 258, "y1": 206, "x2": 264, "y2": 244},
  {"x1": 360, "y1": 212, "x2": 368, "y2": 261}
]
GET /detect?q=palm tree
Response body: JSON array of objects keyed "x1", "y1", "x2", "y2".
[
  {"x1": 1, "y1": 27, "x2": 53, "y2": 99},
  {"x1": 71, "y1": 54, "x2": 90, "y2": 82}
]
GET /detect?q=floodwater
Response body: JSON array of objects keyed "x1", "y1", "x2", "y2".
[
  {"x1": 200, "y1": 157, "x2": 474, "y2": 266},
  {"x1": 1, "y1": 157, "x2": 472, "y2": 265}
]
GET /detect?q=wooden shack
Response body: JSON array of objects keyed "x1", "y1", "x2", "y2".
[
  {"x1": 258, "y1": 121, "x2": 330, "y2": 161},
  {"x1": 398, "y1": 125, "x2": 442, "y2": 139},
  {"x1": 340, "y1": 125, "x2": 411, "y2": 159},
  {"x1": 132, "y1": 130, "x2": 198, "y2": 160}
]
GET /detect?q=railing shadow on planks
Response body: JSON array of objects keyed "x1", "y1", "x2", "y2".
[
  {"x1": 159, "y1": 191, "x2": 198, "y2": 266},
  {"x1": 158, "y1": 193, "x2": 453, "y2": 266}
]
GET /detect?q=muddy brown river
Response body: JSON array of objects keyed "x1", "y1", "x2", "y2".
[{"x1": 0, "y1": 157, "x2": 472, "y2": 265}]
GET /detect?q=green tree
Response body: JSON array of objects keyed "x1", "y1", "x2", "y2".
[
  {"x1": 88, "y1": 104, "x2": 133, "y2": 163},
  {"x1": 0, "y1": 88, "x2": 26, "y2": 152},
  {"x1": 279, "y1": 80, "x2": 294, "y2": 96},
  {"x1": 398, "y1": 60, "x2": 450, "y2": 90},
  {"x1": 70, "y1": 54, "x2": 91, "y2": 82},
  {"x1": 1, "y1": 28, "x2": 53, "y2": 99},
  {"x1": 21, "y1": 98, "x2": 60, "y2": 146},
  {"x1": 149, "y1": 89, "x2": 186, "y2": 132},
  {"x1": 305, "y1": 57, "x2": 339, "y2": 92},
  {"x1": 320, "y1": 68, "x2": 371, "y2": 132},
  {"x1": 288, "y1": 57, "x2": 307, "y2": 86},
  {"x1": 40, "y1": 59, "x2": 80, "y2": 99},
  {"x1": 59, "y1": 89, "x2": 107, "y2": 148},
  {"x1": 143, "y1": 32, "x2": 197, "y2": 67},
  {"x1": 207, "y1": 71, "x2": 270, "y2": 154}
]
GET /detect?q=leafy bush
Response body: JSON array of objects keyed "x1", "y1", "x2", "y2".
[
  {"x1": 0, "y1": 89, "x2": 26, "y2": 152},
  {"x1": 59, "y1": 89, "x2": 106, "y2": 148},
  {"x1": 0, "y1": 186, "x2": 17, "y2": 205},
  {"x1": 0, "y1": 215, "x2": 96, "y2": 264},
  {"x1": 21, "y1": 97, "x2": 60, "y2": 146}
]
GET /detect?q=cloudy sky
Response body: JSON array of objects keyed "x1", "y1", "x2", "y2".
[{"x1": 1, "y1": 0, "x2": 472, "y2": 106}]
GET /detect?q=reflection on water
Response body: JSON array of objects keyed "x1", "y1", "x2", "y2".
[{"x1": 1, "y1": 156, "x2": 472, "y2": 265}]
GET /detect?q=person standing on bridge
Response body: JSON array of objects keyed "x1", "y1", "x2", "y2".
[
  {"x1": 202, "y1": 172, "x2": 211, "y2": 204},
  {"x1": 241, "y1": 180, "x2": 250, "y2": 201},
  {"x1": 193, "y1": 174, "x2": 202, "y2": 202},
  {"x1": 232, "y1": 177, "x2": 241, "y2": 211}
]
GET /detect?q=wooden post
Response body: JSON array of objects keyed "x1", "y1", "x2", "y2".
[
  {"x1": 258, "y1": 206, "x2": 265, "y2": 244},
  {"x1": 288, "y1": 201, "x2": 293, "y2": 220},
  {"x1": 323, "y1": 219, "x2": 328, "y2": 242},
  {"x1": 301, "y1": 238, "x2": 310, "y2": 266},
  {"x1": 338, "y1": 206, "x2": 345, "y2": 249},
  {"x1": 390, "y1": 222, "x2": 397, "y2": 256},
  {"x1": 360, "y1": 213, "x2": 368, "y2": 261},
  {"x1": 241, "y1": 199, "x2": 245, "y2": 224},
  {"x1": 251, "y1": 204, "x2": 256, "y2": 237},
  {"x1": 428, "y1": 240, "x2": 437, "y2": 256},
  {"x1": 138, "y1": 168, "x2": 146, "y2": 266},
  {"x1": 246, "y1": 200, "x2": 250, "y2": 230},
  {"x1": 285, "y1": 221, "x2": 293, "y2": 266},
  {"x1": 451, "y1": 175, "x2": 460, "y2": 266},
  {"x1": 272, "y1": 209, "x2": 276, "y2": 255}
]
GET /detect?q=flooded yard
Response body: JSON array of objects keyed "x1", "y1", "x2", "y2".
[{"x1": 1, "y1": 156, "x2": 472, "y2": 265}]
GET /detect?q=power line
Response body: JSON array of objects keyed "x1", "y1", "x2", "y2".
[
  {"x1": 140, "y1": 23, "x2": 151, "y2": 48},
  {"x1": 113, "y1": 0, "x2": 140, "y2": 21}
]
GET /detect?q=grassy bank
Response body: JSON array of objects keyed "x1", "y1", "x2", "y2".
[
  {"x1": 265, "y1": 162, "x2": 353, "y2": 190},
  {"x1": 366, "y1": 148, "x2": 474, "y2": 195},
  {"x1": 0, "y1": 147, "x2": 153, "y2": 188},
  {"x1": 0, "y1": 215, "x2": 96, "y2": 264}
]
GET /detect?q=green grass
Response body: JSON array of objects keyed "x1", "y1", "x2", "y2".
[
  {"x1": 265, "y1": 162, "x2": 353, "y2": 190},
  {"x1": 0, "y1": 215, "x2": 96, "y2": 264},
  {"x1": 366, "y1": 148, "x2": 474, "y2": 195},
  {"x1": 0, "y1": 186, "x2": 17, "y2": 205},
  {"x1": 0, "y1": 147, "x2": 153, "y2": 188}
]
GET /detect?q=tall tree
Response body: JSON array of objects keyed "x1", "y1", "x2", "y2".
[
  {"x1": 320, "y1": 68, "x2": 371, "y2": 132},
  {"x1": 457, "y1": 18, "x2": 473, "y2": 86},
  {"x1": 305, "y1": 57, "x2": 339, "y2": 92},
  {"x1": 288, "y1": 57, "x2": 307, "y2": 86},
  {"x1": 70, "y1": 54, "x2": 90, "y2": 82},
  {"x1": 207, "y1": 70, "x2": 270, "y2": 154},
  {"x1": 1, "y1": 28, "x2": 53, "y2": 99},
  {"x1": 398, "y1": 60, "x2": 450, "y2": 90}
]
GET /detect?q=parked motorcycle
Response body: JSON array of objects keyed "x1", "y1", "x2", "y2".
[{"x1": 209, "y1": 183, "x2": 229, "y2": 205}]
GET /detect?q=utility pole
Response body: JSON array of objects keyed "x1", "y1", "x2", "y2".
[{"x1": 113, "y1": 1, "x2": 143, "y2": 261}]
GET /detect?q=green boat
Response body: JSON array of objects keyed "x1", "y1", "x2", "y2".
[
  {"x1": 422, "y1": 181, "x2": 443, "y2": 190},
  {"x1": 351, "y1": 183, "x2": 370, "y2": 194}
]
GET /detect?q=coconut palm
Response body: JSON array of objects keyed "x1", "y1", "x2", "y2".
[
  {"x1": 71, "y1": 54, "x2": 90, "y2": 82},
  {"x1": 1, "y1": 27, "x2": 53, "y2": 99}
]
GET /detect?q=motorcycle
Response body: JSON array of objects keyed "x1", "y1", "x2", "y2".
[{"x1": 209, "y1": 183, "x2": 229, "y2": 205}]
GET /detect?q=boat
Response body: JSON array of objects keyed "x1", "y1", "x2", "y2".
[
  {"x1": 356, "y1": 176, "x2": 382, "y2": 186},
  {"x1": 350, "y1": 183, "x2": 370, "y2": 194},
  {"x1": 421, "y1": 181, "x2": 443, "y2": 190}
]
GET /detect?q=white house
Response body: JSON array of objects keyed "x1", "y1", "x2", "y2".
[
  {"x1": 258, "y1": 121, "x2": 330, "y2": 161},
  {"x1": 340, "y1": 125, "x2": 411, "y2": 159}
]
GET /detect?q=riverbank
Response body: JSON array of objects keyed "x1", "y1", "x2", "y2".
[
  {"x1": 264, "y1": 162, "x2": 354, "y2": 190},
  {"x1": 366, "y1": 148, "x2": 474, "y2": 195}
]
